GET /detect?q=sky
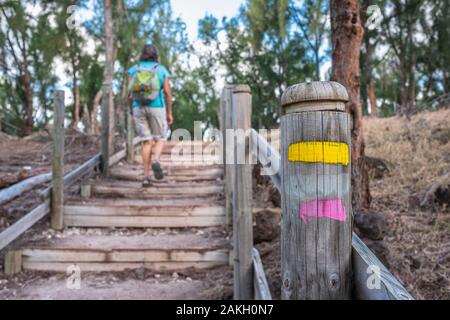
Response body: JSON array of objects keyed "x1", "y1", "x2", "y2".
[{"x1": 171, "y1": 0, "x2": 244, "y2": 41}]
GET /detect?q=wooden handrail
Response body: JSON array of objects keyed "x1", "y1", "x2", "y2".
[{"x1": 249, "y1": 128, "x2": 281, "y2": 191}]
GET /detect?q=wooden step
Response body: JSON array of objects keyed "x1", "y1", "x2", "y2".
[
  {"x1": 66, "y1": 198, "x2": 224, "y2": 207},
  {"x1": 110, "y1": 167, "x2": 223, "y2": 182},
  {"x1": 9, "y1": 234, "x2": 229, "y2": 273},
  {"x1": 64, "y1": 202, "x2": 225, "y2": 227},
  {"x1": 134, "y1": 155, "x2": 222, "y2": 164},
  {"x1": 117, "y1": 162, "x2": 223, "y2": 170},
  {"x1": 112, "y1": 167, "x2": 223, "y2": 177},
  {"x1": 84, "y1": 180, "x2": 224, "y2": 200}
]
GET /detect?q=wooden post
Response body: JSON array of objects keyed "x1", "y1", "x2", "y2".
[
  {"x1": 280, "y1": 81, "x2": 352, "y2": 300},
  {"x1": 4, "y1": 250, "x2": 22, "y2": 276},
  {"x1": 221, "y1": 85, "x2": 234, "y2": 227},
  {"x1": 101, "y1": 84, "x2": 111, "y2": 176},
  {"x1": 126, "y1": 109, "x2": 134, "y2": 163},
  {"x1": 231, "y1": 85, "x2": 253, "y2": 300},
  {"x1": 51, "y1": 90, "x2": 65, "y2": 230},
  {"x1": 80, "y1": 184, "x2": 91, "y2": 198}
]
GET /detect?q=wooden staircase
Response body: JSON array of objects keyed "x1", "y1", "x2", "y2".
[{"x1": 7, "y1": 142, "x2": 230, "y2": 273}]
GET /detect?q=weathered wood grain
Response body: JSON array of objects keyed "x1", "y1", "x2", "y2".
[
  {"x1": 221, "y1": 85, "x2": 235, "y2": 227},
  {"x1": 21, "y1": 261, "x2": 226, "y2": 272},
  {"x1": 40, "y1": 154, "x2": 101, "y2": 199},
  {"x1": 0, "y1": 200, "x2": 50, "y2": 251},
  {"x1": 126, "y1": 110, "x2": 135, "y2": 163},
  {"x1": 64, "y1": 204, "x2": 224, "y2": 216},
  {"x1": 4, "y1": 250, "x2": 22, "y2": 275},
  {"x1": 251, "y1": 126, "x2": 413, "y2": 300},
  {"x1": 101, "y1": 84, "x2": 111, "y2": 176},
  {"x1": 281, "y1": 109, "x2": 352, "y2": 300},
  {"x1": 253, "y1": 248, "x2": 272, "y2": 300},
  {"x1": 231, "y1": 85, "x2": 254, "y2": 300},
  {"x1": 0, "y1": 172, "x2": 52, "y2": 205},
  {"x1": 51, "y1": 91, "x2": 65, "y2": 230},
  {"x1": 64, "y1": 215, "x2": 226, "y2": 228},
  {"x1": 352, "y1": 233, "x2": 414, "y2": 300}
]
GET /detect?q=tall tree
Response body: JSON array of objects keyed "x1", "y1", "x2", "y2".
[
  {"x1": 103, "y1": 0, "x2": 114, "y2": 153},
  {"x1": 330, "y1": 0, "x2": 371, "y2": 209},
  {"x1": 0, "y1": 2, "x2": 35, "y2": 135},
  {"x1": 291, "y1": 0, "x2": 329, "y2": 81}
]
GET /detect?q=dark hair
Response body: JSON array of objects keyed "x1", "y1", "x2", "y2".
[{"x1": 139, "y1": 44, "x2": 158, "y2": 62}]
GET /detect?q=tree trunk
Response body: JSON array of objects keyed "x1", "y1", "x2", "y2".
[
  {"x1": 72, "y1": 71, "x2": 80, "y2": 128},
  {"x1": 91, "y1": 88, "x2": 103, "y2": 135},
  {"x1": 22, "y1": 51, "x2": 33, "y2": 136},
  {"x1": 82, "y1": 103, "x2": 91, "y2": 133},
  {"x1": 103, "y1": 0, "x2": 115, "y2": 153},
  {"x1": 330, "y1": 0, "x2": 371, "y2": 209},
  {"x1": 364, "y1": 38, "x2": 377, "y2": 116},
  {"x1": 407, "y1": 13, "x2": 416, "y2": 115}
]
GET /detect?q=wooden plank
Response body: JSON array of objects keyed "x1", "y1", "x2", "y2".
[
  {"x1": 250, "y1": 129, "x2": 281, "y2": 190},
  {"x1": 22, "y1": 248, "x2": 229, "y2": 263},
  {"x1": 252, "y1": 248, "x2": 272, "y2": 300},
  {"x1": 352, "y1": 233, "x2": 414, "y2": 300},
  {"x1": 40, "y1": 154, "x2": 101, "y2": 199},
  {"x1": 222, "y1": 85, "x2": 234, "y2": 227},
  {"x1": 4, "y1": 250, "x2": 22, "y2": 276},
  {"x1": 231, "y1": 85, "x2": 253, "y2": 300},
  {"x1": 0, "y1": 172, "x2": 52, "y2": 205},
  {"x1": 51, "y1": 90, "x2": 65, "y2": 230},
  {"x1": 101, "y1": 83, "x2": 111, "y2": 176},
  {"x1": 110, "y1": 167, "x2": 223, "y2": 178},
  {"x1": 90, "y1": 184, "x2": 223, "y2": 198},
  {"x1": 111, "y1": 172, "x2": 222, "y2": 182},
  {"x1": 0, "y1": 200, "x2": 50, "y2": 251},
  {"x1": 80, "y1": 184, "x2": 91, "y2": 198},
  {"x1": 64, "y1": 215, "x2": 226, "y2": 228},
  {"x1": 22, "y1": 261, "x2": 226, "y2": 272},
  {"x1": 88, "y1": 179, "x2": 222, "y2": 190},
  {"x1": 134, "y1": 154, "x2": 221, "y2": 164},
  {"x1": 280, "y1": 109, "x2": 352, "y2": 299},
  {"x1": 126, "y1": 110, "x2": 134, "y2": 163},
  {"x1": 65, "y1": 197, "x2": 223, "y2": 207},
  {"x1": 114, "y1": 163, "x2": 223, "y2": 171},
  {"x1": 64, "y1": 204, "x2": 224, "y2": 216}
]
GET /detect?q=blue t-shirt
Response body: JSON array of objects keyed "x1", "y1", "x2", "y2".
[{"x1": 128, "y1": 61, "x2": 171, "y2": 108}]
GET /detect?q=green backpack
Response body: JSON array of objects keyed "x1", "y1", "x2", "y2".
[{"x1": 129, "y1": 64, "x2": 160, "y2": 106}]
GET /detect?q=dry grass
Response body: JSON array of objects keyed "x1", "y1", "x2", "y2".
[{"x1": 364, "y1": 109, "x2": 450, "y2": 299}]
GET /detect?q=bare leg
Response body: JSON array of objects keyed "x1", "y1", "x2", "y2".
[
  {"x1": 151, "y1": 140, "x2": 165, "y2": 180},
  {"x1": 152, "y1": 140, "x2": 165, "y2": 162},
  {"x1": 142, "y1": 140, "x2": 154, "y2": 177}
]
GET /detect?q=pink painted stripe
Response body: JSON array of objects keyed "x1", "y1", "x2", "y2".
[{"x1": 299, "y1": 198, "x2": 347, "y2": 224}]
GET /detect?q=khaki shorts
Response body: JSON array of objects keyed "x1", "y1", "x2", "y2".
[{"x1": 132, "y1": 107, "x2": 168, "y2": 141}]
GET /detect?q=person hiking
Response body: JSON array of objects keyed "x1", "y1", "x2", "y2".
[{"x1": 128, "y1": 44, "x2": 173, "y2": 187}]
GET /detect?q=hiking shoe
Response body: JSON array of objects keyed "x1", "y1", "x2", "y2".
[
  {"x1": 152, "y1": 161, "x2": 164, "y2": 180},
  {"x1": 142, "y1": 176, "x2": 152, "y2": 188}
]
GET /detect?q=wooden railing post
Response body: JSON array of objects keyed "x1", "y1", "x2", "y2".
[
  {"x1": 231, "y1": 85, "x2": 253, "y2": 300},
  {"x1": 221, "y1": 85, "x2": 234, "y2": 227},
  {"x1": 126, "y1": 109, "x2": 134, "y2": 163},
  {"x1": 101, "y1": 83, "x2": 111, "y2": 176},
  {"x1": 280, "y1": 81, "x2": 352, "y2": 300},
  {"x1": 51, "y1": 90, "x2": 65, "y2": 230}
]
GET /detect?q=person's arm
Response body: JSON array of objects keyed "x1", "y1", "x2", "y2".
[{"x1": 163, "y1": 78, "x2": 173, "y2": 125}]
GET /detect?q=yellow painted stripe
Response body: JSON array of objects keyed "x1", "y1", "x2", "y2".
[{"x1": 288, "y1": 141, "x2": 349, "y2": 165}]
